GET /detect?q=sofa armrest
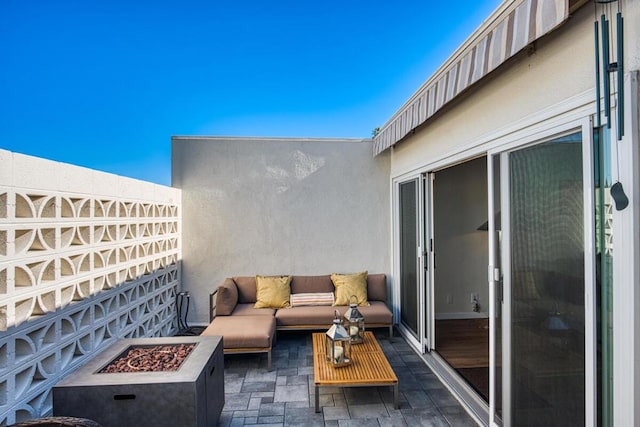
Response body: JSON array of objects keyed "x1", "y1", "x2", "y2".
[
  {"x1": 209, "y1": 289, "x2": 218, "y2": 322},
  {"x1": 214, "y1": 278, "x2": 239, "y2": 318}
]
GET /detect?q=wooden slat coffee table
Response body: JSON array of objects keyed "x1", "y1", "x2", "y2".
[{"x1": 312, "y1": 331, "x2": 398, "y2": 413}]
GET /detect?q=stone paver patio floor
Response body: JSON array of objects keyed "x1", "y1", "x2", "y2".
[{"x1": 217, "y1": 329, "x2": 478, "y2": 426}]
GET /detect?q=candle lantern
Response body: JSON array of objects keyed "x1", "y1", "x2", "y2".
[
  {"x1": 344, "y1": 295, "x2": 365, "y2": 344},
  {"x1": 325, "y1": 311, "x2": 351, "y2": 367}
]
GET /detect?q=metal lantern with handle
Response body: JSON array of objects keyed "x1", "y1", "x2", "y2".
[
  {"x1": 325, "y1": 310, "x2": 351, "y2": 367},
  {"x1": 344, "y1": 295, "x2": 365, "y2": 344}
]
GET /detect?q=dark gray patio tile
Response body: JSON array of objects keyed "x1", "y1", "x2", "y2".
[
  {"x1": 257, "y1": 415, "x2": 285, "y2": 424},
  {"x1": 343, "y1": 387, "x2": 383, "y2": 405},
  {"x1": 332, "y1": 394, "x2": 347, "y2": 407},
  {"x1": 229, "y1": 417, "x2": 245, "y2": 427},
  {"x1": 427, "y1": 388, "x2": 458, "y2": 407},
  {"x1": 318, "y1": 393, "x2": 336, "y2": 408},
  {"x1": 243, "y1": 416, "x2": 258, "y2": 424},
  {"x1": 403, "y1": 389, "x2": 435, "y2": 409},
  {"x1": 285, "y1": 406, "x2": 325, "y2": 426},
  {"x1": 318, "y1": 386, "x2": 343, "y2": 394},
  {"x1": 278, "y1": 367, "x2": 299, "y2": 376},
  {"x1": 336, "y1": 418, "x2": 379, "y2": 427},
  {"x1": 298, "y1": 366, "x2": 313, "y2": 376},
  {"x1": 249, "y1": 397, "x2": 262, "y2": 410},
  {"x1": 232, "y1": 409, "x2": 259, "y2": 418},
  {"x1": 224, "y1": 392, "x2": 252, "y2": 410},
  {"x1": 259, "y1": 402, "x2": 286, "y2": 416},
  {"x1": 324, "y1": 421, "x2": 339, "y2": 427},
  {"x1": 242, "y1": 381, "x2": 276, "y2": 392},
  {"x1": 287, "y1": 374, "x2": 309, "y2": 385},
  {"x1": 348, "y1": 403, "x2": 389, "y2": 419},
  {"x1": 323, "y1": 405, "x2": 350, "y2": 421},
  {"x1": 251, "y1": 391, "x2": 275, "y2": 399},
  {"x1": 286, "y1": 401, "x2": 310, "y2": 409},
  {"x1": 377, "y1": 416, "x2": 409, "y2": 427},
  {"x1": 245, "y1": 369, "x2": 278, "y2": 383},
  {"x1": 438, "y1": 405, "x2": 477, "y2": 426},
  {"x1": 275, "y1": 383, "x2": 309, "y2": 403},
  {"x1": 401, "y1": 407, "x2": 450, "y2": 427},
  {"x1": 420, "y1": 377, "x2": 447, "y2": 391},
  {"x1": 225, "y1": 376, "x2": 244, "y2": 393}
]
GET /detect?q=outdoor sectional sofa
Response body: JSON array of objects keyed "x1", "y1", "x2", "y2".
[{"x1": 201, "y1": 273, "x2": 393, "y2": 369}]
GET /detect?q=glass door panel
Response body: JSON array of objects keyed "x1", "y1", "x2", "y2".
[
  {"x1": 505, "y1": 132, "x2": 585, "y2": 426},
  {"x1": 399, "y1": 179, "x2": 419, "y2": 338}
]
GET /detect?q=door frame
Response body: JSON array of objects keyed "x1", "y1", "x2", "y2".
[
  {"x1": 393, "y1": 172, "x2": 429, "y2": 352},
  {"x1": 486, "y1": 117, "x2": 596, "y2": 426}
]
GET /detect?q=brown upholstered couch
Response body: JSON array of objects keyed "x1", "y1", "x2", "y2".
[{"x1": 201, "y1": 274, "x2": 393, "y2": 369}]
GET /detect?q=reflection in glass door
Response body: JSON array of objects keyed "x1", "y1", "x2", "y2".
[{"x1": 501, "y1": 132, "x2": 586, "y2": 426}]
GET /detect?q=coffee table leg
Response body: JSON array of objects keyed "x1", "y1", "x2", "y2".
[
  {"x1": 393, "y1": 384, "x2": 399, "y2": 409},
  {"x1": 315, "y1": 385, "x2": 320, "y2": 413}
]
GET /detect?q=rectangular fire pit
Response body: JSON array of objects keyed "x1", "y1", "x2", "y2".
[{"x1": 53, "y1": 336, "x2": 224, "y2": 427}]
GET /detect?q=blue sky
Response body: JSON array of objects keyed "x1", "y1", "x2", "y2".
[{"x1": 1, "y1": 0, "x2": 502, "y2": 186}]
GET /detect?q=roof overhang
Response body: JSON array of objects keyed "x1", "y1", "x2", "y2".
[{"x1": 373, "y1": 0, "x2": 574, "y2": 156}]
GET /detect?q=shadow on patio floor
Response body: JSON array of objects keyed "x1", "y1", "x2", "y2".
[{"x1": 218, "y1": 329, "x2": 478, "y2": 426}]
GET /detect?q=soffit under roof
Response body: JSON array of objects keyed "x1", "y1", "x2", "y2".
[{"x1": 373, "y1": 0, "x2": 572, "y2": 156}]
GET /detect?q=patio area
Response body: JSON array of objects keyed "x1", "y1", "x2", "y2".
[{"x1": 217, "y1": 329, "x2": 477, "y2": 427}]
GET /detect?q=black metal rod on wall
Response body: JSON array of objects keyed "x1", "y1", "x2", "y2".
[
  {"x1": 595, "y1": 21, "x2": 602, "y2": 128},
  {"x1": 601, "y1": 14, "x2": 611, "y2": 129},
  {"x1": 616, "y1": 11, "x2": 624, "y2": 140}
]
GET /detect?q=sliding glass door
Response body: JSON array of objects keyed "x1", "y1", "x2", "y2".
[
  {"x1": 397, "y1": 174, "x2": 430, "y2": 350},
  {"x1": 489, "y1": 129, "x2": 595, "y2": 426}
]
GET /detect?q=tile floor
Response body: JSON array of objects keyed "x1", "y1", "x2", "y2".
[{"x1": 217, "y1": 330, "x2": 478, "y2": 426}]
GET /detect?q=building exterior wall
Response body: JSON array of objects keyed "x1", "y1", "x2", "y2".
[
  {"x1": 172, "y1": 137, "x2": 390, "y2": 324},
  {"x1": 0, "y1": 149, "x2": 182, "y2": 424},
  {"x1": 386, "y1": 2, "x2": 640, "y2": 425}
]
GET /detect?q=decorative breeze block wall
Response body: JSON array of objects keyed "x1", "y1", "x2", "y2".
[{"x1": 0, "y1": 149, "x2": 182, "y2": 425}]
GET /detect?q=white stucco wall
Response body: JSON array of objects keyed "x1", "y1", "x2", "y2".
[{"x1": 172, "y1": 137, "x2": 390, "y2": 324}]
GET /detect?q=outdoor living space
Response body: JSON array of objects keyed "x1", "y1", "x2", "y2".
[{"x1": 218, "y1": 329, "x2": 477, "y2": 426}]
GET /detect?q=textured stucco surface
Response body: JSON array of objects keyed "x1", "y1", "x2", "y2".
[{"x1": 172, "y1": 137, "x2": 390, "y2": 323}]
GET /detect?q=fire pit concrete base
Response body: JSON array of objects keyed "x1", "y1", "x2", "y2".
[{"x1": 53, "y1": 336, "x2": 224, "y2": 427}]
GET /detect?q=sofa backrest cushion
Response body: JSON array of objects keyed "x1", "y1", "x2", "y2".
[
  {"x1": 367, "y1": 274, "x2": 387, "y2": 303},
  {"x1": 290, "y1": 275, "x2": 333, "y2": 294},
  {"x1": 216, "y1": 278, "x2": 238, "y2": 316},
  {"x1": 232, "y1": 273, "x2": 388, "y2": 304},
  {"x1": 233, "y1": 276, "x2": 257, "y2": 303}
]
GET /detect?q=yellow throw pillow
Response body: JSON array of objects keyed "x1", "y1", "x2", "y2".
[
  {"x1": 254, "y1": 275, "x2": 292, "y2": 309},
  {"x1": 331, "y1": 271, "x2": 369, "y2": 306}
]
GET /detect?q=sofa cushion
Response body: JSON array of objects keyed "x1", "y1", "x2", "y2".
[
  {"x1": 233, "y1": 276, "x2": 257, "y2": 303},
  {"x1": 290, "y1": 292, "x2": 334, "y2": 307},
  {"x1": 331, "y1": 271, "x2": 369, "y2": 306},
  {"x1": 275, "y1": 301, "x2": 392, "y2": 326},
  {"x1": 275, "y1": 305, "x2": 340, "y2": 327},
  {"x1": 216, "y1": 278, "x2": 238, "y2": 316},
  {"x1": 232, "y1": 303, "x2": 276, "y2": 316},
  {"x1": 254, "y1": 275, "x2": 292, "y2": 309},
  {"x1": 366, "y1": 274, "x2": 387, "y2": 303},
  {"x1": 346, "y1": 301, "x2": 393, "y2": 324},
  {"x1": 290, "y1": 275, "x2": 334, "y2": 294},
  {"x1": 202, "y1": 315, "x2": 275, "y2": 349}
]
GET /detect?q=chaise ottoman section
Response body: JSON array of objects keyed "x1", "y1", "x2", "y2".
[{"x1": 202, "y1": 315, "x2": 276, "y2": 370}]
